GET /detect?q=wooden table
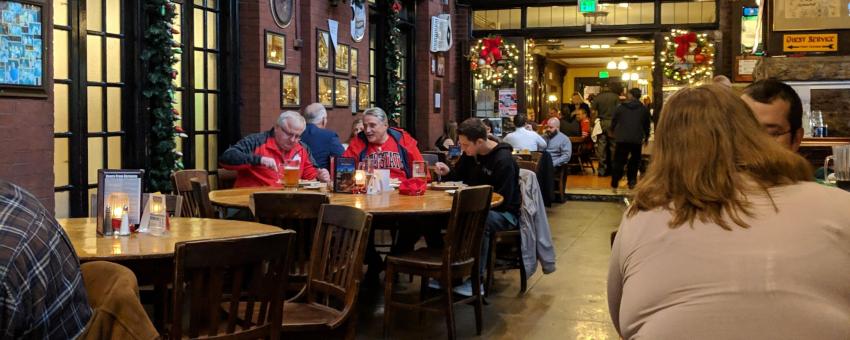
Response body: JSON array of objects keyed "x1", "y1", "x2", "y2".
[{"x1": 208, "y1": 187, "x2": 504, "y2": 216}]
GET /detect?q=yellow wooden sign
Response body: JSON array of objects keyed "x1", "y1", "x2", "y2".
[{"x1": 783, "y1": 34, "x2": 838, "y2": 52}]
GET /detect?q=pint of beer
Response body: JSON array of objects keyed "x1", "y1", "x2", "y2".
[{"x1": 282, "y1": 159, "x2": 301, "y2": 189}]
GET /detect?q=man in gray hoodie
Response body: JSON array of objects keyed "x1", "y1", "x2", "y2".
[{"x1": 610, "y1": 88, "x2": 651, "y2": 191}]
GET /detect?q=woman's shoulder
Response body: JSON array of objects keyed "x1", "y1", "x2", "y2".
[{"x1": 772, "y1": 181, "x2": 850, "y2": 215}]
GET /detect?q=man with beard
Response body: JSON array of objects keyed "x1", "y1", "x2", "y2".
[{"x1": 544, "y1": 117, "x2": 572, "y2": 168}]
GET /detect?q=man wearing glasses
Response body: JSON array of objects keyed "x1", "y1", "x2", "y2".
[
  {"x1": 741, "y1": 79, "x2": 804, "y2": 151},
  {"x1": 221, "y1": 111, "x2": 330, "y2": 187}
]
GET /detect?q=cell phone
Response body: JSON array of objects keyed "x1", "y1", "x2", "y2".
[{"x1": 448, "y1": 145, "x2": 461, "y2": 158}]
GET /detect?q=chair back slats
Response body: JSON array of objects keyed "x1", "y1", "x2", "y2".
[
  {"x1": 251, "y1": 192, "x2": 330, "y2": 291},
  {"x1": 517, "y1": 160, "x2": 537, "y2": 172},
  {"x1": 443, "y1": 186, "x2": 494, "y2": 265},
  {"x1": 172, "y1": 169, "x2": 208, "y2": 217},
  {"x1": 530, "y1": 151, "x2": 543, "y2": 163},
  {"x1": 305, "y1": 204, "x2": 372, "y2": 313},
  {"x1": 190, "y1": 178, "x2": 216, "y2": 218},
  {"x1": 171, "y1": 231, "x2": 293, "y2": 340},
  {"x1": 422, "y1": 153, "x2": 439, "y2": 166},
  {"x1": 217, "y1": 169, "x2": 238, "y2": 190}
]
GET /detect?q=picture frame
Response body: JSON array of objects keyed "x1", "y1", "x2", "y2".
[
  {"x1": 317, "y1": 75, "x2": 334, "y2": 107},
  {"x1": 772, "y1": 0, "x2": 850, "y2": 31},
  {"x1": 317, "y1": 29, "x2": 331, "y2": 72},
  {"x1": 265, "y1": 31, "x2": 286, "y2": 68},
  {"x1": 436, "y1": 53, "x2": 445, "y2": 77},
  {"x1": 281, "y1": 73, "x2": 300, "y2": 108},
  {"x1": 350, "y1": 47, "x2": 358, "y2": 77},
  {"x1": 358, "y1": 82, "x2": 370, "y2": 111},
  {"x1": 335, "y1": 43, "x2": 350, "y2": 74},
  {"x1": 270, "y1": 0, "x2": 294, "y2": 28},
  {"x1": 0, "y1": 0, "x2": 48, "y2": 98},
  {"x1": 335, "y1": 78, "x2": 350, "y2": 107},
  {"x1": 350, "y1": 85, "x2": 358, "y2": 113},
  {"x1": 433, "y1": 79, "x2": 441, "y2": 113}
]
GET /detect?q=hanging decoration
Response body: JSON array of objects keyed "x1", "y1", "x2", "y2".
[
  {"x1": 661, "y1": 29, "x2": 715, "y2": 84},
  {"x1": 469, "y1": 36, "x2": 519, "y2": 89},
  {"x1": 385, "y1": 0, "x2": 404, "y2": 125},
  {"x1": 141, "y1": 0, "x2": 183, "y2": 192}
]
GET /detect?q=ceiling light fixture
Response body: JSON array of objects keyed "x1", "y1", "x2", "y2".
[
  {"x1": 617, "y1": 60, "x2": 628, "y2": 70},
  {"x1": 580, "y1": 44, "x2": 590, "y2": 48},
  {"x1": 618, "y1": 3, "x2": 629, "y2": 8},
  {"x1": 590, "y1": 44, "x2": 601, "y2": 49},
  {"x1": 607, "y1": 61, "x2": 617, "y2": 70},
  {"x1": 601, "y1": 44, "x2": 611, "y2": 48}
]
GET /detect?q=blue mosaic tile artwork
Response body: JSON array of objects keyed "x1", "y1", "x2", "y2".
[{"x1": 0, "y1": 1, "x2": 43, "y2": 86}]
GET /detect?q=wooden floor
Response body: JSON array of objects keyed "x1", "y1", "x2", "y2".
[{"x1": 566, "y1": 171, "x2": 633, "y2": 196}]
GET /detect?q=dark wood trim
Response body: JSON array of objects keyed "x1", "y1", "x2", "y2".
[{"x1": 220, "y1": 0, "x2": 240, "y2": 156}]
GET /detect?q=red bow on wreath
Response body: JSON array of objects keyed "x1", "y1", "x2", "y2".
[
  {"x1": 391, "y1": 1, "x2": 402, "y2": 13},
  {"x1": 479, "y1": 37, "x2": 503, "y2": 64},
  {"x1": 674, "y1": 32, "x2": 697, "y2": 60}
]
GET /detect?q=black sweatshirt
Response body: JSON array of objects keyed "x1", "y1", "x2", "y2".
[{"x1": 444, "y1": 142, "x2": 521, "y2": 216}]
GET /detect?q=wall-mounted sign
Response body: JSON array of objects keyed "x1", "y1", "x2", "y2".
[
  {"x1": 598, "y1": 70, "x2": 609, "y2": 79},
  {"x1": 579, "y1": 0, "x2": 597, "y2": 13},
  {"x1": 783, "y1": 33, "x2": 838, "y2": 52},
  {"x1": 773, "y1": 0, "x2": 850, "y2": 31}
]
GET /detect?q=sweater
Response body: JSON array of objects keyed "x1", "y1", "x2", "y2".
[
  {"x1": 544, "y1": 131, "x2": 572, "y2": 167},
  {"x1": 300, "y1": 123, "x2": 344, "y2": 170},
  {"x1": 445, "y1": 142, "x2": 521, "y2": 215},
  {"x1": 503, "y1": 126, "x2": 546, "y2": 152},
  {"x1": 610, "y1": 100, "x2": 651, "y2": 144}
]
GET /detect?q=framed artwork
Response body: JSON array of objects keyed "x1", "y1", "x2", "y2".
[
  {"x1": 358, "y1": 82, "x2": 369, "y2": 110},
  {"x1": 335, "y1": 78, "x2": 350, "y2": 107},
  {"x1": 350, "y1": 0, "x2": 366, "y2": 42},
  {"x1": 350, "y1": 48, "x2": 358, "y2": 77},
  {"x1": 0, "y1": 0, "x2": 48, "y2": 98},
  {"x1": 436, "y1": 53, "x2": 445, "y2": 77},
  {"x1": 433, "y1": 79, "x2": 441, "y2": 113},
  {"x1": 431, "y1": 54, "x2": 436, "y2": 74},
  {"x1": 335, "y1": 44, "x2": 350, "y2": 74},
  {"x1": 317, "y1": 75, "x2": 334, "y2": 107},
  {"x1": 317, "y1": 29, "x2": 331, "y2": 72},
  {"x1": 281, "y1": 73, "x2": 299, "y2": 108},
  {"x1": 270, "y1": 0, "x2": 294, "y2": 28},
  {"x1": 772, "y1": 0, "x2": 850, "y2": 31},
  {"x1": 350, "y1": 85, "x2": 358, "y2": 113},
  {"x1": 265, "y1": 31, "x2": 285, "y2": 68}
]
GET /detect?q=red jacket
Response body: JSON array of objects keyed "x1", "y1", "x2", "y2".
[
  {"x1": 220, "y1": 129, "x2": 318, "y2": 188},
  {"x1": 342, "y1": 128, "x2": 426, "y2": 180}
]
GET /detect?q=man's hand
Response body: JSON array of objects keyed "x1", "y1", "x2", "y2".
[
  {"x1": 434, "y1": 162, "x2": 451, "y2": 176},
  {"x1": 317, "y1": 169, "x2": 331, "y2": 183},
  {"x1": 260, "y1": 157, "x2": 278, "y2": 171}
]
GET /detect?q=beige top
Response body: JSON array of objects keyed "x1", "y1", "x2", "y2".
[{"x1": 608, "y1": 182, "x2": 850, "y2": 340}]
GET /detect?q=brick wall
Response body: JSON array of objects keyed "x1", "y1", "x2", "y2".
[
  {"x1": 414, "y1": 0, "x2": 457, "y2": 151},
  {"x1": 0, "y1": 99, "x2": 54, "y2": 207}
]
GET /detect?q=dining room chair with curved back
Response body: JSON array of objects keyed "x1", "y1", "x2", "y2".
[
  {"x1": 216, "y1": 169, "x2": 238, "y2": 190},
  {"x1": 383, "y1": 185, "x2": 493, "y2": 340},
  {"x1": 280, "y1": 204, "x2": 373, "y2": 339},
  {"x1": 517, "y1": 160, "x2": 538, "y2": 172},
  {"x1": 170, "y1": 231, "x2": 295, "y2": 340},
  {"x1": 190, "y1": 178, "x2": 216, "y2": 218},
  {"x1": 172, "y1": 169, "x2": 208, "y2": 217},
  {"x1": 251, "y1": 191, "x2": 330, "y2": 296},
  {"x1": 421, "y1": 153, "x2": 440, "y2": 166}
]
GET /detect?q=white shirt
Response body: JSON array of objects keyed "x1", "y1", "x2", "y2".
[{"x1": 503, "y1": 126, "x2": 546, "y2": 152}]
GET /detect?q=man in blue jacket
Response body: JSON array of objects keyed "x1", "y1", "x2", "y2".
[{"x1": 301, "y1": 103, "x2": 345, "y2": 170}]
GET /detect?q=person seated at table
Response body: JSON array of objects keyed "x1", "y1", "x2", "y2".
[
  {"x1": 434, "y1": 120, "x2": 458, "y2": 151},
  {"x1": 220, "y1": 111, "x2": 330, "y2": 187},
  {"x1": 608, "y1": 84, "x2": 850, "y2": 339},
  {"x1": 342, "y1": 107, "x2": 426, "y2": 180},
  {"x1": 741, "y1": 79, "x2": 804, "y2": 152},
  {"x1": 544, "y1": 118, "x2": 572, "y2": 168},
  {"x1": 300, "y1": 103, "x2": 344, "y2": 170},
  {"x1": 503, "y1": 114, "x2": 546, "y2": 152},
  {"x1": 434, "y1": 118, "x2": 521, "y2": 295},
  {"x1": 482, "y1": 118, "x2": 501, "y2": 143},
  {"x1": 0, "y1": 180, "x2": 92, "y2": 339}
]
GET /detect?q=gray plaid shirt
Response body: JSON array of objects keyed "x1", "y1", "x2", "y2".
[{"x1": 0, "y1": 180, "x2": 91, "y2": 339}]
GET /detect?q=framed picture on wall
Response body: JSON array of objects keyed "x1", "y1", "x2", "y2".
[
  {"x1": 350, "y1": 48, "x2": 358, "y2": 77},
  {"x1": 436, "y1": 53, "x2": 445, "y2": 77},
  {"x1": 335, "y1": 78, "x2": 350, "y2": 107},
  {"x1": 317, "y1": 29, "x2": 331, "y2": 72},
  {"x1": 281, "y1": 73, "x2": 299, "y2": 108},
  {"x1": 350, "y1": 85, "x2": 358, "y2": 113},
  {"x1": 358, "y1": 82, "x2": 369, "y2": 110},
  {"x1": 772, "y1": 0, "x2": 850, "y2": 31},
  {"x1": 265, "y1": 31, "x2": 286, "y2": 68},
  {"x1": 0, "y1": 0, "x2": 48, "y2": 98},
  {"x1": 317, "y1": 75, "x2": 334, "y2": 107},
  {"x1": 335, "y1": 44, "x2": 350, "y2": 74}
]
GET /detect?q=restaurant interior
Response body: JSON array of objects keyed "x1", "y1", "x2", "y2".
[{"x1": 0, "y1": 0, "x2": 849, "y2": 339}]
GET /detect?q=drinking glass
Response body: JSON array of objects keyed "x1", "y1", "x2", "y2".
[
  {"x1": 282, "y1": 159, "x2": 301, "y2": 190},
  {"x1": 412, "y1": 161, "x2": 428, "y2": 179}
]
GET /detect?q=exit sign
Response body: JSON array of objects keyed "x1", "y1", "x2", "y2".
[
  {"x1": 598, "y1": 70, "x2": 609, "y2": 79},
  {"x1": 579, "y1": 0, "x2": 597, "y2": 13}
]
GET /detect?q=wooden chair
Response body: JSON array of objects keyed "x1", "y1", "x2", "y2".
[
  {"x1": 552, "y1": 165, "x2": 569, "y2": 203},
  {"x1": 384, "y1": 185, "x2": 493, "y2": 340},
  {"x1": 421, "y1": 153, "x2": 440, "y2": 166},
  {"x1": 530, "y1": 151, "x2": 543, "y2": 164},
  {"x1": 517, "y1": 160, "x2": 538, "y2": 172},
  {"x1": 190, "y1": 178, "x2": 216, "y2": 218},
  {"x1": 422, "y1": 150, "x2": 448, "y2": 164},
  {"x1": 280, "y1": 204, "x2": 373, "y2": 339},
  {"x1": 172, "y1": 169, "x2": 208, "y2": 217},
  {"x1": 485, "y1": 229, "x2": 526, "y2": 297},
  {"x1": 170, "y1": 231, "x2": 295, "y2": 339},
  {"x1": 217, "y1": 169, "x2": 238, "y2": 190},
  {"x1": 251, "y1": 192, "x2": 330, "y2": 295}
]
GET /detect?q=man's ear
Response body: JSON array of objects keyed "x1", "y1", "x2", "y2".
[{"x1": 791, "y1": 127, "x2": 804, "y2": 152}]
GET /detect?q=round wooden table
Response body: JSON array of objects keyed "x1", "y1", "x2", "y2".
[
  {"x1": 208, "y1": 187, "x2": 504, "y2": 216},
  {"x1": 59, "y1": 217, "x2": 283, "y2": 261}
]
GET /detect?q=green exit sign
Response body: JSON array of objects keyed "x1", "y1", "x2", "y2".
[
  {"x1": 598, "y1": 70, "x2": 609, "y2": 79},
  {"x1": 579, "y1": 0, "x2": 597, "y2": 13}
]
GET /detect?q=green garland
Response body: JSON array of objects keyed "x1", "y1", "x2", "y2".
[
  {"x1": 385, "y1": 0, "x2": 404, "y2": 125},
  {"x1": 141, "y1": 0, "x2": 183, "y2": 193}
]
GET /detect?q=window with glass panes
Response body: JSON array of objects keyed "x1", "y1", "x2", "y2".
[
  {"x1": 185, "y1": 0, "x2": 220, "y2": 185},
  {"x1": 369, "y1": 21, "x2": 376, "y2": 107}
]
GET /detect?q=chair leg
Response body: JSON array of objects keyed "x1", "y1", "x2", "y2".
[
  {"x1": 472, "y1": 271, "x2": 483, "y2": 335},
  {"x1": 441, "y1": 271, "x2": 456, "y2": 340},
  {"x1": 485, "y1": 236, "x2": 496, "y2": 297},
  {"x1": 418, "y1": 275, "x2": 427, "y2": 324},
  {"x1": 383, "y1": 263, "x2": 395, "y2": 339},
  {"x1": 519, "y1": 259, "x2": 528, "y2": 295}
]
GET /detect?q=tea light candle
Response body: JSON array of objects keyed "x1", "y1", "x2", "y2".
[{"x1": 354, "y1": 169, "x2": 366, "y2": 186}]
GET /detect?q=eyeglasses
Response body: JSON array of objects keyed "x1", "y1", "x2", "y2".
[
  {"x1": 765, "y1": 129, "x2": 792, "y2": 138},
  {"x1": 277, "y1": 126, "x2": 301, "y2": 140}
]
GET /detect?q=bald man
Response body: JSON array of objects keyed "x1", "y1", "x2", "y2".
[{"x1": 544, "y1": 118, "x2": 572, "y2": 167}]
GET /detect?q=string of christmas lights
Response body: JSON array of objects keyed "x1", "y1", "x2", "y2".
[
  {"x1": 661, "y1": 29, "x2": 715, "y2": 84},
  {"x1": 469, "y1": 37, "x2": 519, "y2": 89}
]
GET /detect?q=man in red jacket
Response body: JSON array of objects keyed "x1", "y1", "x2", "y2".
[
  {"x1": 220, "y1": 111, "x2": 330, "y2": 187},
  {"x1": 342, "y1": 107, "x2": 426, "y2": 180}
]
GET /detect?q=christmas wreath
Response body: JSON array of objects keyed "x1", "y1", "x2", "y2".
[
  {"x1": 469, "y1": 37, "x2": 519, "y2": 89},
  {"x1": 661, "y1": 29, "x2": 715, "y2": 84}
]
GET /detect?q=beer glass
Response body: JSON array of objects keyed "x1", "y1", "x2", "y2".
[{"x1": 282, "y1": 159, "x2": 301, "y2": 189}]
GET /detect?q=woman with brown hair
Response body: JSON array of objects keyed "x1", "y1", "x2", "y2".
[{"x1": 608, "y1": 85, "x2": 850, "y2": 339}]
